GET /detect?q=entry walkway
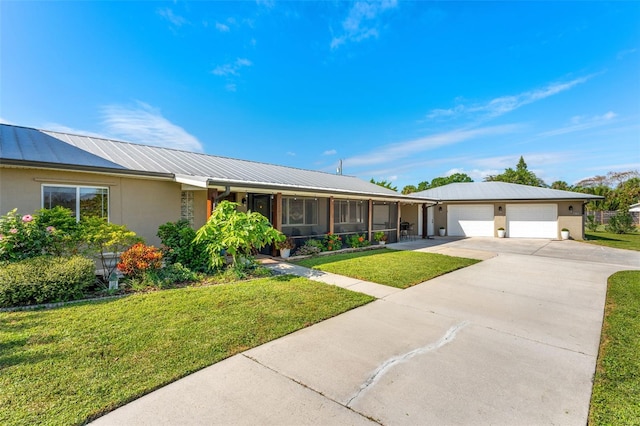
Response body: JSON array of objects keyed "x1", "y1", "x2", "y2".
[{"x1": 92, "y1": 238, "x2": 639, "y2": 425}]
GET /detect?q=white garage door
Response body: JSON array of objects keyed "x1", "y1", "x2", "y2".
[
  {"x1": 507, "y1": 204, "x2": 557, "y2": 238},
  {"x1": 447, "y1": 205, "x2": 494, "y2": 237}
]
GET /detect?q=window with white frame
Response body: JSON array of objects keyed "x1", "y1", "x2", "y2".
[
  {"x1": 282, "y1": 197, "x2": 318, "y2": 226},
  {"x1": 42, "y1": 185, "x2": 109, "y2": 220},
  {"x1": 335, "y1": 200, "x2": 365, "y2": 224}
]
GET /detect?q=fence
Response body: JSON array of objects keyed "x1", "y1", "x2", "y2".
[{"x1": 585, "y1": 210, "x2": 640, "y2": 225}]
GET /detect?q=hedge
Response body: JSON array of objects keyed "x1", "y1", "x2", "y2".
[{"x1": 0, "y1": 256, "x2": 96, "y2": 307}]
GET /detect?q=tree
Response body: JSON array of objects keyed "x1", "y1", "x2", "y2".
[
  {"x1": 550, "y1": 181, "x2": 571, "y2": 191},
  {"x1": 484, "y1": 156, "x2": 546, "y2": 187},
  {"x1": 370, "y1": 178, "x2": 397, "y2": 192},
  {"x1": 574, "y1": 170, "x2": 639, "y2": 211},
  {"x1": 194, "y1": 201, "x2": 283, "y2": 269},
  {"x1": 401, "y1": 185, "x2": 418, "y2": 194},
  {"x1": 401, "y1": 173, "x2": 473, "y2": 194},
  {"x1": 429, "y1": 173, "x2": 473, "y2": 189}
]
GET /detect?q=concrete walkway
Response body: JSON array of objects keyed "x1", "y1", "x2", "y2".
[{"x1": 92, "y1": 239, "x2": 639, "y2": 425}]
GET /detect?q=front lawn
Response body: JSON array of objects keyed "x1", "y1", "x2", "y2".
[
  {"x1": 294, "y1": 248, "x2": 480, "y2": 288},
  {"x1": 0, "y1": 277, "x2": 374, "y2": 425},
  {"x1": 589, "y1": 270, "x2": 640, "y2": 425},
  {"x1": 585, "y1": 231, "x2": 640, "y2": 251}
]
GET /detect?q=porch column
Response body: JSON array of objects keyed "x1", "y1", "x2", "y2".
[
  {"x1": 397, "y1": 202, "x2": 401, "y2": 241},
  {"x1": 368, "y1": 199, "x2": 373, "y2": 241},
  {"x1": 329, "y1": 197, "x2": 335, "y2": 234},
  {"x1": 206, "y1": 188, "x2": 217, "y2": 220},
  {"x1": 274, "y1": 193, "x2": 282, "y2": 231},
  {"x1": 422, "y1": 204, "x2": 427, "y2": 238}
]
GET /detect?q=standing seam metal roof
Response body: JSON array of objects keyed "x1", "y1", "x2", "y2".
[
  {"x1": 1, "y1": 124, "x2": 420, "y2": 199},
  {"x1": 412, "y1": 182, "x2": 603, "y2": 200}
]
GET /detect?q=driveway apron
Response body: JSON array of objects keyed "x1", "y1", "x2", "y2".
[{"x1": 92, "y1": 240, "x2": 639, "y2": 425}]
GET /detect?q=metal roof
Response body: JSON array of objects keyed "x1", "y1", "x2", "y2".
[
  {"x1": 412, "y1": 182, "x2": 603, "y2": 201},
  {"x1": 0, "y1": 124, "x2": 125, "y2": 170},
  {"x1": 1, "y1": 124, "x2": 430, "y2": 201}
]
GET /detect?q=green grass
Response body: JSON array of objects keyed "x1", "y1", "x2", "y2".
[
  {"x1": 294, "y1": 248, "x2": 480, "y2": 288},
  {"x1": 0, "y1": 276, "x2": 374, "y2": 425},
  {"x1": 585, "y1": 231, "x2": 640, "y2": 251},
  {"x1": 589, "y1": 270, "x2": 640, "y2": 425}
]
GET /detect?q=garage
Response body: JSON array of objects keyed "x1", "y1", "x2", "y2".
[
  {"x1": 447, "y1": 204, "x2": 494, "y2": 237},
  {"x1": 507, "y1": 204, "x2": 558, "y2": 238}
]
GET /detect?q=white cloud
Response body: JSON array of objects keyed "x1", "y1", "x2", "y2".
[
  {"x1": 43, "y1": 123, "x2": 110, "y2": 139},
  {"x1": 225, "y1": 83, "x2": 237, "y2": 92},
  {"x1": 101, "y1": 102, "x2": 203, "y2": 152},
  {"x1": 286, "y1": 151, "x2": 296, "y2": 156},
  {"x1": 323, "y1": 149, "x2": 337, "y2": 156},
  {"x1": 345, "y1": 124, "x2": 521, "y2": 167},
  {"x1": 0, "y1": 117, "x2": 15, "y2": 125},
  {"x1": 157, "y1": 8, "x2": 189, "y2": 27},
  {"x1": 215, "y1": 22, "x2": 230, "y2": 32},
  {"x1": 212, "y1": 58, "x2": 253, "y2": 76},
  {"x1": 617, "y1": 48, "x2": 637, "y2": 60},
  {"x1": 427, "y1": 75, "x2": 594, "y2": 120},
  {"x1": 538, "y1": 111, "x2": 617, "y2": 137},
  {"x1": 331, "y1": 0, "x2": 398, "y2": 49}
]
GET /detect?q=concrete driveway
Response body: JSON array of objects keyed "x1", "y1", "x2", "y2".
[{"x1": 93, "y1": 239, "x2": 639, "y2": 425}]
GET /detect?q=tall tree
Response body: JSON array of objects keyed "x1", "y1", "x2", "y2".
[
  {"x1": 550, "y1": 181, "x2": 571, "y2": 190},
  {"x1": 429, "y1": 172, "x2": 473, "y2": 189},
  {"x1": 484, "y1": 156, "x2": 546, "y2": 187},
  {"x1": 401, "y1": 184, "x2": 418, "y2": 194},
  {"x1": 370, "y1": 178, "x2": 397, "y2": 192}
]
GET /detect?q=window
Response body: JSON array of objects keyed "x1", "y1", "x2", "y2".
[
  {"x1": 181, "y1": 191, "x2": 194, "y2": 227},
  {"x1": 282, "y1": 197, "x2": 318, "y2": 226},
  {"x1": 42, "y1": 185, "x2": 109, "y2": 220},
  {"x1": 335, "y1": 200, "x2": 365, "y2": 224}
]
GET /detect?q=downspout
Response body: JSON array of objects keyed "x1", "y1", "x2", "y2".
[{"x1": 214, "y1": 186, "x2": 232, "y2": 204}]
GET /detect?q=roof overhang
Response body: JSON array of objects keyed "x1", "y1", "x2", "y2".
[
  {"x1": 202, "y1": 178, "x2": 436, "y2": 204},
  {"x1": 1, "y1": 159, "x2": 174, "y2": 180}
]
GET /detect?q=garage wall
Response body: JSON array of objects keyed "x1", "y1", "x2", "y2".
[
  {"x1": 436, "y1": 200, "x2": 586, "y2": 240},
  {"x1": 557, "y1": 201, "x2": 585, "y2": 240}
]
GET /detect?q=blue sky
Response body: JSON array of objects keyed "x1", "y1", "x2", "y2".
[{"x1": 1, "y1": 1, "x2": 639, "y2": 190}]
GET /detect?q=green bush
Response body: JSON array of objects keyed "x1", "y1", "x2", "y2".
[
  {"x1": 586, "y1": 214, "x2": 599, "y2": 232},
  {"x1": 605, "y1": 211, "x2": 636, "y2": 234},
  {"x1": 293, "y1": 239, "x2": 324, "y2": 256},
  {"x1": 0, "y1": 207, "x2": 80, "y2": 262},
  {"x1": 79, "y1": 216, "x2": 141, "y2": 281},
  {"x1": 0, "y1": 256, "x2": 96, "y2": 307},
  {"x1": 346, "y1": 233, "x2": 371, "y2": 248},
  {"x1": 126, "y1": 263, "x2": 201, "y2": 291},
  {"x1": 194, "y1": 201, "x2": 283, "y2": 269},
  {"x1": 157, "y1": 220, "x2": 210, "y2": 272}
]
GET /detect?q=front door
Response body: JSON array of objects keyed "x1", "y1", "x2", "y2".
[{"x1": 250, "y1": 194, "x2": 273, "y2": 254}]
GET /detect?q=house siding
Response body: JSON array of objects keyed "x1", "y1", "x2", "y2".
[{"x1": 0, "y1": 167, "x2": 184, "y2": 246}]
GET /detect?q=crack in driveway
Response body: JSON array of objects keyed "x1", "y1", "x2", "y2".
[{"x1": 346, "y1": 321, "x2": 470, "y2": 406}]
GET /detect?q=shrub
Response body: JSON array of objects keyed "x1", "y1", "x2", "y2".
[
  {"x1": 275, "y1": 236, "x2": 296, "y2": 250},
  {"x1": 0, "y1": 256, "x2": 95, "y2": 307},
  {"x1": 374, "y1": 231, "x2": 387, "y2": 242},
  {"x1": 293, "y1": 239, "x2": 323, "y2": 256},
  {"x1": 157, "y1": 220, "x2": 210, "y2": 272},
  {"x1": 605, "y1": 211, "x2": 636, "y2": 234},
  {"x1": 324, "y1": 233, "x2": 342, "y2": 251},
  {"x1": 0, "y1": 207, "x2": 81, "y2": 262},
  {"x1": 194, "y1": 201, "x2": 282, "y2": 269},
  {"x1": 586, "y1": 215, "x2": 599, "y2": 232},
  {"x1": 126, "y1": 263, "x2": 199, "y2": 290},
  {"x1": 346, "y1": 233, "x2": 370, "y2": 248},
  {"x1": 80, "y1": 216, "x2": 141, "y2": 281},
  {"x1": 117, "y1": 243, "x2": 163, "y2": 278}
]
